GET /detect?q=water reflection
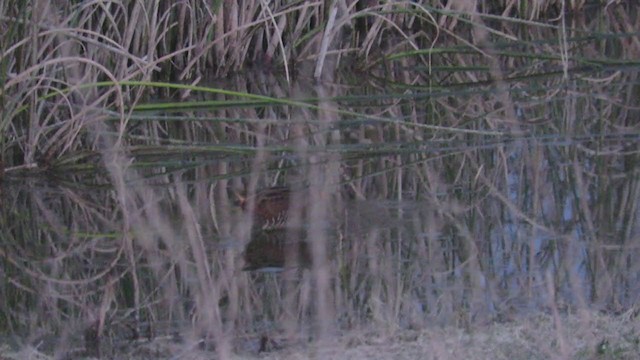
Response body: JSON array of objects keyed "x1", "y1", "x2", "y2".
[
  {"x1": 242, "y1": 229, "x2": 311, "y2": 272},
  {"x1": 1, "y1": 131, "x2": 637, "y2": 352}
]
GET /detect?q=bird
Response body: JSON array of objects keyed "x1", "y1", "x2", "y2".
[
  {"x1": 236, "y1": 186, "x2": 293, "y2": 230},
  {"x1": 236, "y1": 186, "x2": 312, "y2": 272}
]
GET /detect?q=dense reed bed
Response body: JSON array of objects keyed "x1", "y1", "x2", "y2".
[
  {"x1": 1, "y1": 0, "x2": 634, "y2": 169},
  {"x1": 0, "y1": 1, "x2": 639, "y2": 359}
]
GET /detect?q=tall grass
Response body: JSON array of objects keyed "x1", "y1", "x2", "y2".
[
  {"x1": 0, "y1": 1, "x2": 638, "y2": 359},
  {"x1": 2, "y1": 1, "x2": 631, "y2": 169}
]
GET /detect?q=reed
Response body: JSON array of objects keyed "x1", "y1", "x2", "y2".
[
  {"x1": 2, "y1": 1, "x2": 631, "y2": 168},
  {"x1": 0, "y1": 1, "x2": 638, "y2": 359}
]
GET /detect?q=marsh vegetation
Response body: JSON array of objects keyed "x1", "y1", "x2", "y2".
[{"x1": 0, "y1": 1, "x2": 639, "y2": 359}]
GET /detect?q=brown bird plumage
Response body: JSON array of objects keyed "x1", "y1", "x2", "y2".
[
  {"x1": 237, "y1": 186, "x2": 291, "y2": 230},
  {"x1": 237, "y1": 186, "x2": 311, "y2": 272}
]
